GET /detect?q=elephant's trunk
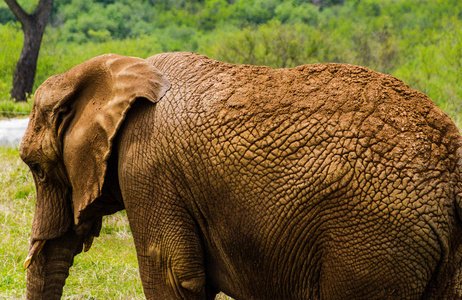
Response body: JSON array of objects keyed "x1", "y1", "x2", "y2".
[{"x1": 26, "y1": 230, "x2": 84, "y2": 300}]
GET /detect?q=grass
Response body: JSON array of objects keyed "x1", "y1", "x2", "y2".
[
  {"x1": 0, "y1": 98, "x2": 33, "y2": 119},
  {"x1": 0, "y1": 147, "x2": 35, "y2": 299}
]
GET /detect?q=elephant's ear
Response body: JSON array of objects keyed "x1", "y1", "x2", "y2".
[{"x1": 48, "y1": 54, "x2": 170, "y2": 225}]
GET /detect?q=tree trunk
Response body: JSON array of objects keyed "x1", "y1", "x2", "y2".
[
  {"x1": 10, "y1": 25, "x2": 43, "y2": 102},
  {"x1": 4, "y1": 0, "x2": 54, "y2": 102}
]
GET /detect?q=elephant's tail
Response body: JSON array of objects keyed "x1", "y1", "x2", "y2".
[
  {"x1": 456, "y1": 149, "x2": 462, "y2": 223},
  {"x1": 457, "y1": 188, "x2": 462, "y2": 224}
]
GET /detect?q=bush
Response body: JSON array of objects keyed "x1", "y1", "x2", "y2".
[
  {"x1": 203, "y1": 21, "x2": 323, "y2": 68},
  {"x1": 394, "y1": 26, "x2": 462, "y2": 124}
]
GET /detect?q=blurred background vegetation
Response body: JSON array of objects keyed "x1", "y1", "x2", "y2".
[{"x1": 0, "y1": 0, "x2": 461, "y2": 126}]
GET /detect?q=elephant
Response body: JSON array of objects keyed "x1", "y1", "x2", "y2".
[{"x1": 20, "y1": 51, "x2": 462, "y2": 299}]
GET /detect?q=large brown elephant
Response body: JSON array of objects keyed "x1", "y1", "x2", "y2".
[{"x1": 20, "y1": 52, "x2": 462, "y2": 299}]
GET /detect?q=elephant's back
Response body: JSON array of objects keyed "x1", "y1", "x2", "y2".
[
  {"x1": 149, "y1": 51, "x2": 461, "y2": 163},
  {"x1": 148, "y1": 52, "x2": 461, "y2": 180}
]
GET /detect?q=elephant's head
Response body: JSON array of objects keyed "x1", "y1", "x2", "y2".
[{"x1": 19, "y1": 54, "x2": 170, "y2": 299}]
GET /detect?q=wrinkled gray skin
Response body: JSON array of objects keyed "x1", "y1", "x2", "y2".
[{"x1": 20, "y1": 52, "x2": 462, "y2": 299}]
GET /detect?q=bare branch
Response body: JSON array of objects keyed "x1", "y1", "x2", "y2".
[{"x1": 4, "y1": 0, "x2": 32, "y2": 27}]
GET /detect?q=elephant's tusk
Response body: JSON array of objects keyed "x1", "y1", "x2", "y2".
[
  {"x1": 24, "y1": 240, "x2": 46, "y2": 269},
  {"x1": 83, "y1": 235, "x2": 94, "y2": 252}
]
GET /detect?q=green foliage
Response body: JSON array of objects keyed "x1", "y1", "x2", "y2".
[
  {"x1": 0, "y1": 23, "x2": 22, "y2": 101},
  {"x1": 394, "y1": 24, "x2": 462, "y2": 126},
  {"x1": 0, "y1": 0, "x2": 40, "y2": 15},
  {"x1": 56, "y1": 0, "x2": 155, "y2": 42},
  {"x1": 203, "y1": 21, "x2": 322, "y2": 67},
  {"x1": 275, "y1": 1, "x2": 319, "y2": 25},
  {"x1": 0, "y1": 6, "x2": 16, "y2": 24},
  {"x1": 231, "y1": 0, "x2": 280, "y2": 26}
]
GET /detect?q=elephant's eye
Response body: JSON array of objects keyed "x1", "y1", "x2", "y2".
[{"x1": 30, "y1": 164, "x2": 45, "y2": 180}]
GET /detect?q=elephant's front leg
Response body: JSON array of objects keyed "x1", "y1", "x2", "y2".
[{"x1": 125, "y1": 196, "x2": 208, "y2": 299}]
